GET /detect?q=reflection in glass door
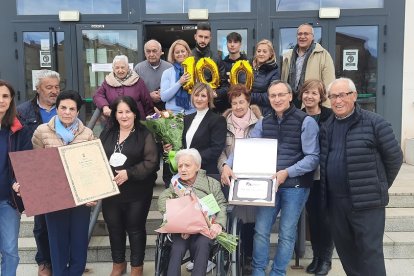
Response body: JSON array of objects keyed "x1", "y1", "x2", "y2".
[
  {"x1": 335, "y1": 26, "x2": 378, "y2": 112},
  {"x1": 22, "y1": 31, "x2": 66, "y2": 101}
]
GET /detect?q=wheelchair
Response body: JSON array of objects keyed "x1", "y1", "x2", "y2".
[{"x1": 154, "y1": 205, "x2": 244, "y2": 276}]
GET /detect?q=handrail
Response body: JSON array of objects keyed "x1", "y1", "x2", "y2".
[{"x1": 86, "y1": 108, "x2": 103, "y2": 241}]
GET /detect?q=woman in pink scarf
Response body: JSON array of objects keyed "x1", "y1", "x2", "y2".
[{"x1": 217, "y1": 83, "x2": 262, "y2": 274}]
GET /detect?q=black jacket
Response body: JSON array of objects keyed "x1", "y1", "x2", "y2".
[
  {"x1": 182, "y1": 109, "x2": 226, "y2": 175},
  {"x1": 319, "y1": 105, "x2": 403, "y2": 210},
  {"x1": 251, "y1": 60, "x2": 280, "y2": 116},
  {"x1": 16, "y1": 97, "x2": 43, "y2": 135}
]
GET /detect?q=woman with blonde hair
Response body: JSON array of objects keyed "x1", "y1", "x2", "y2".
[
  {"x1": 161, "y1": 39, "x2": 195, "y2": 115},
  {"x1": 250, "y1": 39, "x2": 280, "y2": 116}
]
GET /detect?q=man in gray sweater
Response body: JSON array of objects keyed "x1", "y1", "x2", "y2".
[{"x1": 134, "y1": 39, "x2": 172, "y2": 111}]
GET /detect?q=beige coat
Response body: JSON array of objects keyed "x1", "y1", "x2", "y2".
[
  {"x1": 281, "y1": 43, "x2": 335, "y2": 107},
  {"x1": 217, "y1": 105, "x2": 262, "y2": 173},
  {"x1": 32, "y1": 116, "x2": 94, "y2": 148}
]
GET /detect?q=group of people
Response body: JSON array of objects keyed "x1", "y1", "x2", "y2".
[{"x1": 0, "y1": 20, "x2": 403, "y2": 276}]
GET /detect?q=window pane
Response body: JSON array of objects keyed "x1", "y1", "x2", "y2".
[
  {"x1": 146, "y1": 0, "x2": 250, "y2": 14},
  {"x1": 276, "y1": 0, "x2": 383, "y2": 11},
  {"x1": 335, "y1": 26, "x2": 378, "y2": 112},
  {"x1": 217, "y1": 29, "x2": 248, "y2": 60},
  {"x1": 17, "y1": 0, "x2": 122, "y2": 15},
  {"x1": 23, "y1": 32, "x2": 66, "y2": 100}
]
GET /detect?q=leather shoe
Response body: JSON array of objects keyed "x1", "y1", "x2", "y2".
[
  {"x1": 315, "y1": 260, "x2": 332, "y2": 275},
  {"x1": 306, "y1": 258, "x2": 320, "y2": 274}
]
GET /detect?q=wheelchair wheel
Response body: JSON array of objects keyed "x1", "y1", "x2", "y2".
[
  {"x1": 215, "y1": 216, "x2": 243, "y2": 276},
  {"x1": 154, "y1": 233, "x2": 172, "y2": 276}
]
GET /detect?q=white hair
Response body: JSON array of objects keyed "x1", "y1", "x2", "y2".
[
  {"x1": 112, "y1": 55, "x2": 129, "y2": 67},
  {"x1": 327, "y1": 77, "x2": 357, "y2": 94},
  {"x1": 35, "y1": 70, "x2": 60, "y2": 88},
  {"x1": 144, "y1": 39, "x2": 162, "y2": 51},
  {"x1": 175, "y1": 148, "x2": 202, "y2": 167}
]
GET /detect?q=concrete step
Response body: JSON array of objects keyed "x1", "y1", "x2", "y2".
[{"x1": 17, "y1": 231, "x2": 414, "y2": 264}]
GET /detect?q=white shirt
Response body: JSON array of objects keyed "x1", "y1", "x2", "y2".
[{"x1": 186, "y1": 108, "x2": 209, "y2": 148}]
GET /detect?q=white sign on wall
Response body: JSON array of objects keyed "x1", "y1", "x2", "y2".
[
  {"x1": 343, "y1": 49, "x2": 358, "y2": 71},
  {"x1": 40, "y1": 51, "x2": 52, "y2": 68}
]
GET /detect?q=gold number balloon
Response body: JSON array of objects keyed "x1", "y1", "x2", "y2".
[
  {"x1": 181, "y1": 56, "x2": 195, "y2": 94},
  {"x1": 195, "y1": 57, "x2": 220, "y2": 90},
  {"x1": 230, "y1": 60, "x2": 254, "y2": 91}
]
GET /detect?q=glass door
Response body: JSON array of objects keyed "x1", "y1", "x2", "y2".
[
  {"x1": 273, "y1": 17, "x2": 386, "y2": 113},
  {"x1": 75, "y1": 24, "x2": 140, "y2": 127},
  {"x1": 15, "y1": 23, "x2": 73, "y2": 103}
]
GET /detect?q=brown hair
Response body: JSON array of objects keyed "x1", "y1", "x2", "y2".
[
  {"x1": 191, "y1": 82, "x2": 215, "y2": 108},
  {"x1": 0, "y1": 80, "x2": 17, "y2": 128},
  {"x1": 167, "y1": 39, "x2": 192, "y2": 63},
  {"x1": 227, "y1": 84, "x2": 251, "y2": 103},
  {"x1": 253, "y1": 39, "x2": 276, "y2": 67},
  {"x1": 299, "y1": 79, "x2": 327, "y2": 106}
]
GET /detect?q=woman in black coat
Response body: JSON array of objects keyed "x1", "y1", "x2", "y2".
[
  {"x1": 299, "y1": 79, "x2": 334, "y2": 276},
  {"x1": 100, "y1": 96, "x2": 159, "y2": 276},
  {"x1": 250, "y1": 39, "x2": 280, "y2": 116},
  {"x1": 182, "y1": 82, "x2": 227, "y2": 177}
]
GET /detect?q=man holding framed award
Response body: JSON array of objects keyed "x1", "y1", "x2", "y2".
[{"x1": 229, "y1": 80, "x2": 320, "y2": 275}]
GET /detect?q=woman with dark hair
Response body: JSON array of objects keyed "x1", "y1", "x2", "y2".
[
  {"x1": 99, "y1": 96, "x2": 159, "y2": 276},
  {"x1": 0, "y1": 80, "x2": 32, "y2": 276},
  {"x1": 299, "y1": 79, "x2": 334, "y2": 275},
  {"x1": 29, "y1": 90, "x2": 96, "y2": 276}
]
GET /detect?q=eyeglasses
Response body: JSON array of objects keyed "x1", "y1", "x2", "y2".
[
  {"x1": 328, "y1": 91, "x2": 354, "y2": 101},
  {"x1": 269, "y1": 92, "x2": 290, "y2": 99},
  {"x1": 297, "y1": 32, "x2": 313, "y2": 37}
]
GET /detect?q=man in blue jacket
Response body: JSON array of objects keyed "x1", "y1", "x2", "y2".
[
  {"x1": 320, "y1": 77, "x2": 403, "y2": 276},
  {"x1": 17, "y1": 69, "x2": 60, "y2": 276}
]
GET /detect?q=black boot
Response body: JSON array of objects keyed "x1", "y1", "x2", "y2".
[
  {"x1": 315, "y1": 260, "x2": 332, "y2": 275},
  {"x1": 306, "y1": 257, "x2": 320, "y2": 274}
]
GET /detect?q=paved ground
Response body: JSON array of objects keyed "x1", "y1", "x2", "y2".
[{"x1": 16, "y1": 259, "x2": 414, "y2": 275}]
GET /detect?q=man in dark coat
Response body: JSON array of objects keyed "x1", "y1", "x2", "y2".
[
  {"x1": 17, "y1": 69, "x2": 61, "y2": 276},
  {"x1": 320, "y1": 77, "x2": 403, "y2": 276}
]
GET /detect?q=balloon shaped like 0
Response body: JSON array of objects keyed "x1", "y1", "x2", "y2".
[
  {"x1": 182, "y1": 56, "x2": 195, "y2": 94},
  {"x1": 195, "y1": 57, "x2": 220, "y2": 90},
  {"x1": 229, "y1": 60, "x2": 254, "y2": 91}
]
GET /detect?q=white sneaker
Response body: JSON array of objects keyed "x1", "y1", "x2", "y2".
[
  {"x1": 206, "y1": 260, "x2": 216, "y2": 273},
  {"x1": 186, "y1": 261, "x2": 194, "y2": 271}
]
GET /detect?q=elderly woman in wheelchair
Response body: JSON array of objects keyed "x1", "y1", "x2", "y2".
[{"x1": 158, "y1": 148, "x2": 227, "y2": 276}]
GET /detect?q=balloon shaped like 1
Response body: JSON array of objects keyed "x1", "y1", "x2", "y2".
[{"x1": 182, "y1": 56, "x2": 195, "y2": 94}]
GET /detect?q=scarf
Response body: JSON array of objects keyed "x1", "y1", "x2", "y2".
[
  {"x1": 231, "y1": 108, "x2": 251, "y2": 138},
  {"x1": 106, "y1": 70, "x2": 139, "y2": 87},
  {"x1": 288, "y1": 42, "x2": 316, "y2": 105},
  {"x1": 55, "y1": 116, "x2": 79, "y2": 145},
  {"x1": 173, "y1": 62, "x2": 191, "y2": 110}
]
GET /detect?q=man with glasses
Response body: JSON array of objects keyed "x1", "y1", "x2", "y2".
[
  {"x1": 320, "y1": 77, "x2": 403, "y2": 276},
  {"x1": 281, "y1": 23, "x2": 335, "y2": 107},
  {"x1": 134, "y1": 39, "x2": 172, "y2": 111},
  {"x1": 243, "y1": 80, "x2": 319, "y2": 275}
]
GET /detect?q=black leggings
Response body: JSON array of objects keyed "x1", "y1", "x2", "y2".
[{"x1": 102, "y1": 195, "x2": 152, "y2": 266}]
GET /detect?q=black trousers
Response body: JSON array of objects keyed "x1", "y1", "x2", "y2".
[
  {"x1": 306, "y1": 181, "x2": 334, "y2": 261},
  {"x1": 328, "y1": 196, "x2": 386, "y2": 276},
  {"x1": 33, "y1": 214, "x2": 51, "y2": 265},
  {"x1": 167, "y1": 234, "x2": 213, "y2": 276},
  {"x1": 102, "y1": 195, "x2": 152, "y2": 267}
]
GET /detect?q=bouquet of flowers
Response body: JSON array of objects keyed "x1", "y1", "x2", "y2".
[
  {"x1": 140, "y1": 109, "x2": 184, "y2": 172},
  {"x1": 156, "y1": 176, "x2": 238, "y2": 252}
]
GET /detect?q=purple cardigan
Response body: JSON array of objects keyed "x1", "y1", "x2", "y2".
[{"x1": 93, "y1": 78, "x2": 154, "y2": 120}]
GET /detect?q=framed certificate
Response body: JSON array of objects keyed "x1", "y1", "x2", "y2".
[
  {"x1": 228, "y1": 138, "x2": 278, "y2": 206},
  {"x1": 9, "y1": 140, "x2": 119, "y2": 216}
]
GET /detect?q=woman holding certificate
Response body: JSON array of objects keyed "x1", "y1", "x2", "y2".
[
  {"x1": 30, "y1": 90, "x2": 95, "y2": 276},
  {"x1": 218, "y1": 84, "x2": 262, "y2": 273},
  {"x1": 0, "y1": 80, "x2": 32, "y2": 276},
  {"x1": 100, "y1": 96, "x2": 158, "y2": 276}
]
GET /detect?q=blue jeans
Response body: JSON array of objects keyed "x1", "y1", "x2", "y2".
[
  {"x1": 0, "y1": 200, "x2": 21, "y2": 276},
  {"x1": 252, "y1": 188, "x2": 309, "y2": 276}
]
